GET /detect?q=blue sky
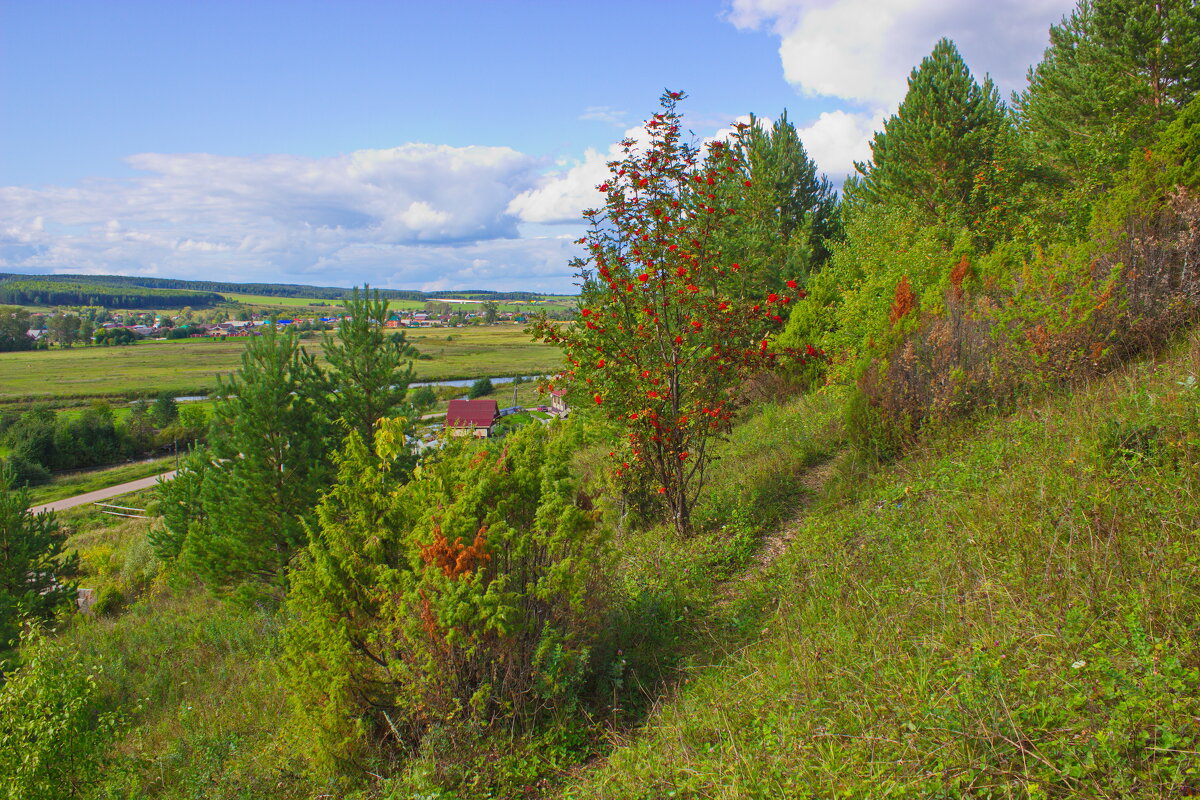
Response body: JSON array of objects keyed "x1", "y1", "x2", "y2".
[{"x1": 0, "y1": 0, "x2": 1073, "y2": 292}]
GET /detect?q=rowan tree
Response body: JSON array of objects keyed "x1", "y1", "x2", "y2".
[{"x1": 530, "y1": 91, "x2": 816, "y2": 537}]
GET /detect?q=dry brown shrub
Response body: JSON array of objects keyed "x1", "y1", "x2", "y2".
[
  {"x1": 889, "y1": 276, "x2": 917, "y2": 325},
  {"x1": 855, "y1": 188, "x2": 1200, "y2": 449},
  {"x1": 420, "y1": 524, "x2": 491, "y2": 578}
]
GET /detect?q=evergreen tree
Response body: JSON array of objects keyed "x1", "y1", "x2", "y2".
[
  {"x1": 855, "y1": 38, "x2": 1012, "y2": 230},
  {"x1": 150, "y1": 391, "x2": 178, "y2": 428},
  {"x1": 323, "y1": 286, "x2": 417, "y2": 448},
  {"x1": 161, "y1": 323, "x2": 336, "y2": 589},
  {"x1": 1015, "y1": 0, "x2": 1199, "y2": 204},
  {"x1": 0, "y1": 467, "x2": 79, "y2": 650},
  {"x1": 739, "y1": 111, "x2": 839, "y2": 277}
]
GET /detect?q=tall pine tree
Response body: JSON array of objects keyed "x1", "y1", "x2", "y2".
[
  {"x1": 159, "y1": 323, "x2": 336, "y2": 590},
  {"x1": 854, "y1": 38, "x2": 1012, "y2": 231},
  {"x1": 322, "y1": 286, "x2": 417, "y2": 448},
  {"x1": 738, "y1": 112, "x2": 839, "y2": 281},
  {"x1": 1015, "y1": 0, "x2": 1199, "y2": 205}
]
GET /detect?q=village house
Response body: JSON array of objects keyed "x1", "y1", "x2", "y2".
[
  {"x1": 445, "y1": 398, "x2": 499, "y2": 438},
  {"x1": 550, "y1": 389, "x2": 569, "y2": 416}
]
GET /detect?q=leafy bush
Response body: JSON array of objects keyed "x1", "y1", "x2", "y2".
[
  {"x1": 0, "y1": 628, "x2": 122, "y2": 800},
  {"x1": 836, "y1": 97, "x2": 1200, "y2": 453},
  {"x1": 468, "y1": 376, "x2": 494, "y2": 398}
]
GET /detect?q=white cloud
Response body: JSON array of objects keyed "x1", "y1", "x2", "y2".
[
  {"x1": 796, "y1": 109, "x2": 888, "y2": 178},
  {"x1": 728, "y1": 0, "x2": 1070, "y2": 109},
  {"x1": 580, "y1": 106, "x2": 629, "y2": 127},
  {"x1": 726, "y1": 0, "x2": 1070, "y2": 179},
  {"x1": 507, "y1": 122, "x2": 656, "y2": 225},
  {"x1": 507, "y1": 147, "x2": 611, "y2": 224},
  {"x1": 0, "y1": 143, "x2": 596, "y2": 291}
]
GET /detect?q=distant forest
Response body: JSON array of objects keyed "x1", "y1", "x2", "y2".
[
  {"x1": 0, "y1": 278, "x2": 223, "y2": 310},
  {"x1": 0, "y1": 272, "x2": 566, "y2": 307}
]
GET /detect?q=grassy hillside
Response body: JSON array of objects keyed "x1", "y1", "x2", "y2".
[
  {"x1": 23, "y1": 327, "x2": 1196, "y2": 799},
  {"x1": 556, "y1": 331, "x2": 1200, "y2": 799}
]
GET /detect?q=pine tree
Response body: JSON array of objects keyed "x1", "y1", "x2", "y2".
[
  {"x1": 166, "y1": 323, "x2": 336, "y2": 589},
  {"x1": 322, "y1": 286, "x2": 417, "y2": 448},
  {"x1": 855, "y1": 38, "x2": 1011, "y2": 229},
  {"x1": 1015, "y1": 0, "x2": 1200, "y2": 200},
  {"x1": 0, "y1": 467, "x2": 78, "y2": 650}
]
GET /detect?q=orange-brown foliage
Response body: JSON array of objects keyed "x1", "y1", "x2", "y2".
[
  {"x1": 889, "y1": 275, "x2": 916, "y2": 325},
  {"x1": 949, "y1": 254, "x2": 970, "y2": 301},
  {"x1": 420, "y1": 524, "x2": 491, "y2": 578}
]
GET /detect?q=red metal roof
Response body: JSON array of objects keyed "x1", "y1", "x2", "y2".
[{"x1": 446, "y1": 398, "x2": 498, "y2": 428}]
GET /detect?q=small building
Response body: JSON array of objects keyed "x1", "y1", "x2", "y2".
[
  {"x1": 446, "y1": 398, "x2": 499, "y2": 438},
  {"x1": 550, "y1": 389, "x2": 569, "y2": 416}
]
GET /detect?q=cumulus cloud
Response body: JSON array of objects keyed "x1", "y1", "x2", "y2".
[
  {"x1": 507, "y1": 147, "x2": 612, "y2": 224},
  {"x1": 796, "y1": 109, "x2": 888, "y2": 177},
  {"x1": 728, "y1": 0, "x2": 1069, "y2": 109},
  {"x1": 0, "y1": 143, "x2": 593, "y2": 292},
  {"x1": 508, "y1": 122, "x2": 659, "y2": 225},
  {"x1": 727, "y1": 0, "x2": 1070, "y2": 178}
]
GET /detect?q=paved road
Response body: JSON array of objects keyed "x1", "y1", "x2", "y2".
[{"x1": 29, "y1": 470, "x2": 178, "y2": 515}]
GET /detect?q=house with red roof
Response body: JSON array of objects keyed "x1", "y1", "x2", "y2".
[
  {"x1": 550, "y1": 389, "x2": 569, "y2": 416},
  {"x1": 446, "y1": 398, "x2": 499, "y2": 438}
]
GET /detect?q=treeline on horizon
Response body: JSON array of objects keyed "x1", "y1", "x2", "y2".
[
  {"x1": 0, "y1": 278, "x2": 224, "y2": 310},
  {"x1": 0, "y1": 271, "x2": 570, "y2": 307}
]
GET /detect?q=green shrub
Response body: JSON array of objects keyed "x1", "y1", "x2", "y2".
[
  {"x1": 283, "y1": 418, "x2": 609, "y2": 780},
  {"x1": 0, "y1": 628, "x2": 121, "y2": 800},
  {"x1": 468, "y1": 376, "x2": 494, "y2": 398},
  {"x1": 90, "y1": 585, "x2": 125, "y2": 617}
]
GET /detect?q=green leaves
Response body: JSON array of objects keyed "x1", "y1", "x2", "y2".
[{"x1": 0, "y1": 628, "x2": 121, "y2": 800}]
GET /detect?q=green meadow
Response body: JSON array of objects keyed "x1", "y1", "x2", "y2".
[{"x1": 0, "y1": 325, "x2": 561, "y2": 404}]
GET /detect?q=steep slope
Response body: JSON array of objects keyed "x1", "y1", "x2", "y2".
[{"x1": 558, "y1": 330, "x2": 1200, "y2": 799}]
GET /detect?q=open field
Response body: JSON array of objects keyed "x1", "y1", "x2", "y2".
[
  {"x1": 218, "y1": 293, "x2": 348, "y2": 309},
  {"x1": 0, "y1": 325, "x2": 562, "y2": 404}
]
